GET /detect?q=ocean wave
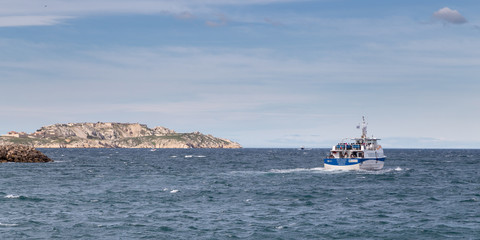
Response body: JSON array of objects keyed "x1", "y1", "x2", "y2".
[
  {"x1": 4, "y1": 194, "x2": 43, "y2": 201},
  {"x1": 184, "y1": 155, "x2": 206, "y2": 158},
  {"x1": 162, "y1": 188, "x2": 179, "y2": 193},
  {"x1": 0, "y1": 223, "x2": 18, "y2": 227},
  {"x1": 4, "y1": 194, "x2": 21, "y2": 199},
  {"x1": 386, "y1": 167, "x2": 409, "y2": 172}
]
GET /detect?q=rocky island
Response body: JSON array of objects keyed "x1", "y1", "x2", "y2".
[
  {"x1": 0, "y1": 145, "x2": 53, "y2": 162},
  {"x1": 0, "y1": 122, "x2": 241, "y2": 148}
]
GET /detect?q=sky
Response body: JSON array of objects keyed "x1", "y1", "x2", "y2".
[{"x1": 0, "y1": 0, "x2": 479, "y2": 148}]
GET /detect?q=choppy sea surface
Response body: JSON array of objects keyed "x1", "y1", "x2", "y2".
[{"x1": 0, "y1": 148, "x2": 479, "y2": 239}]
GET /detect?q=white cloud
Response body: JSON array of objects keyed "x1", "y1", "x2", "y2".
[
  {"x1": 206, "y1": 13, "x2": 228, "y2": 27},
  {"x1": 432, "y1": 7, "x2": 467, "y2": 24},
  {"x1": 174, "y1": 11, "x2": 195, "y2": 20},
  {"x1": 0, "y1": 0, "x2": 189, "y2": 15},
  {"x1": 0, "y1": 0, "x2": 299, "y2": 27},
  {"x1": 0, "y1": 0, "x2": 193, "y2": 27},
  {"x1": 0, "y1": 15, "x2": 72, "y2": 27}
]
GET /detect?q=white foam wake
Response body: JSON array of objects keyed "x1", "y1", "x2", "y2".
[
  {"x1": 269, "y1": 167, "x2": 349, "y2": 174},
  {"x1": 268, "y1": 168, "x2": 313, "y2": 173},
  {"x1": 356, "y1": 167, "x2": 409, "y2": 175},
  {"x1": 230, "y1": 166, "x2": 408, "y2": 176}
]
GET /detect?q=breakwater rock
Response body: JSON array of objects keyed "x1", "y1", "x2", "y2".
[
  {"x1": 0, "y1": 145, "x2": 53, "y2": 163},
  {"x1": 0, "y1": 122, "x2": 242, "y2": 149}
]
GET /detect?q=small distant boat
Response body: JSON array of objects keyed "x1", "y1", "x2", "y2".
[
  {"x1": 323, "y1": 117, "x2": 386, "y2": 170},
  {"x1": 298, "y1": 146, "x2": 312, "y2": 151},
  {"x1": 150, "y1": 148, "x2": 157, "y2": 152}
]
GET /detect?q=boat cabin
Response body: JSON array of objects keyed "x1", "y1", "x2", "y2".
[{"x1": 327, "y1": 137, "x2": 380, "y2": 159}]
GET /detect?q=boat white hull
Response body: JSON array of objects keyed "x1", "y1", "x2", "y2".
[{"x1": 323, "y1": 158, "x2": 385, "y2": 171}]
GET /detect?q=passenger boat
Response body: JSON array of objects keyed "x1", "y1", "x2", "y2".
[{"x1": 324, "y1": 117, "x2": 386, "y2": 170}]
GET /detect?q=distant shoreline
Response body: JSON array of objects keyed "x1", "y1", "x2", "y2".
[{"x1": 0, "y1": 122, "x2": 241, "y2": 149}]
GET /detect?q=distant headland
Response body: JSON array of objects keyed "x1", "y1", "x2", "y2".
[{"x1": 0, "y1": 122, "x2": 242, "y2": 149}]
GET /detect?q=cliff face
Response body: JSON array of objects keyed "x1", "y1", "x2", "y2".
[{"x1": 0, "y1": 122, "x2": 241, "y2": 149}]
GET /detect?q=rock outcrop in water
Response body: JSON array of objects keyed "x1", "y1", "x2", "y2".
[
  {"x1": 0, "y1": 145, "x2": 53, "y2": 163},
  {"x1": 0, "y1": 122, "x2": 241, "y2": 149}
]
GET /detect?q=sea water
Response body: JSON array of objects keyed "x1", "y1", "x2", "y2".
[{"x1": 0, "y1": 148, "x2": 479, "y2": 239}]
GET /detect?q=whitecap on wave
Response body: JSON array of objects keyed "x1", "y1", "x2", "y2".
[
  {"x1": 0, "y1": 223, "x2": 18, "y2": 227},
  {"x1": 162, "y1": 188, "x2": 179, "y2": 193},
  {"x1": 4, "y1": 194, "x2": 20, "y2": 199},
  {"x1": 184, "y1": 155, "x2": 206, "y2": 158}
]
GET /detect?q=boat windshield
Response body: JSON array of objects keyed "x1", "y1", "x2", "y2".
[{"x1": 334, "y1": 143, "x2": 362, "y2": 150}]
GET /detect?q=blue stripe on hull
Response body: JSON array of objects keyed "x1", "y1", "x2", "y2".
[{"x1": 323, "y1": 158, "x2": 385, "y2": 166}]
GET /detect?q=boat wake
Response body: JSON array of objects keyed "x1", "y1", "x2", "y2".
[
  {"x1": 355, "y1": 167, "x2": 409, "y2": 175},
  {"x1": 229, "y1": 166, "x2": 408, "y2": 176},
  {"x1": 229, "y1": 167, "x2": 338, "y2": 175},
  {"x1": 268, "y1": 167, "x2": 325, "y2": 173}
]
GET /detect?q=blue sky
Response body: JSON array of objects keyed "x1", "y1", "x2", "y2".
[{"x1": 1, "y1": 0, "x2": 479, "y2": 148}]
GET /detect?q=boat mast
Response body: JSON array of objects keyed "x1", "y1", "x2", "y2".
[{"x1": 361, "y1": 116, "x2": 367, "y2": 139}]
